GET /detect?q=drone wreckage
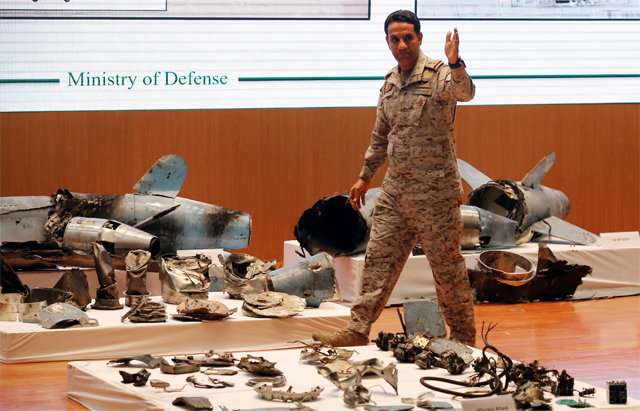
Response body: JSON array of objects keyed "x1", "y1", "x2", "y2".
[
  {"x1": 96, "y1": 318, "x2": 622, "y2": 410},
  {"x1": 0, "y1": 242, "x2": 340, "y2": 328}
]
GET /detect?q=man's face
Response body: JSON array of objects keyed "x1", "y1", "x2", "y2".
[{"x1": 386, "y1": 22, "x2": 423, "y2": 72}]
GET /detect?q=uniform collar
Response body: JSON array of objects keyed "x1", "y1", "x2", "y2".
[{"x1": 386, "y1": 51, "x2": 428, "y2": 88}]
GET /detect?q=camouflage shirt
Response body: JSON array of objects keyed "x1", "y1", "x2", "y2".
[{"x1": 359, "y1": 51, "x2": 475, "y2": 200}]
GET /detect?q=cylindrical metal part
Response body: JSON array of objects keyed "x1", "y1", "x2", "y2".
[
  {"x1": 477, "y1": 250, "x2": 536, "y2": 286},
  {"x1": 518, "y1": 184, "x2": 570, "y2": 230},
  {"x1": 124, "y1": 250, "x2": 151, "y2": 307},
  {"x1": 467, "y1": 181, "x2": 570, "y2": 233},
  {"x1": 63, "y1": 216, "x2": 161, "y2": 259},
  {"x1": 294, "y1": 188, "x2": 380, "y2": 256},
  {"x1": 269, "y1": 252, "x2": 336, "y2": 308},
  {"x1": 461, "y1": 205, "x2": 518, "y2": 249},
  {"x1": 91, "y1": 242, "x2": 123, "y2": 309}
]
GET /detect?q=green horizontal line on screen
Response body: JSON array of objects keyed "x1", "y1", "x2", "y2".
[
  {"x1": 239, "y1": 76, "x2": 383, "y2": 81},
  {"x1": 0, "y1": 79, "x2": 60, "y2": 84},
  {"x1": 239, "y1": 74, "x2": 639, "y2": 82}
]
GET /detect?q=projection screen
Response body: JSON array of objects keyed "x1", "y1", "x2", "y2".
[{"x1": 1, "y1": 0, "x2": 638, "y2": 112}]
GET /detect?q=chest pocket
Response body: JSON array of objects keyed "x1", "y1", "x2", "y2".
[{"x1": 408, "y1": 82, "x2": 434, "y2": 126}]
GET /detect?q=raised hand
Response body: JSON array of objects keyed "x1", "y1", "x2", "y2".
[{"x1": 445, "y1": 28, "x2": 460, "y2": 64}]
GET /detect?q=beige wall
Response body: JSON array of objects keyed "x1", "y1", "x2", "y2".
[{"x1": 1, "y1": 103, "x2": 638, "y2": 262}]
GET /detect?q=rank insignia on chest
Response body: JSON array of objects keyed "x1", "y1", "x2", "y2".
[{"x1": 384, "y1": 82, "x2": 392, "y2": 93}]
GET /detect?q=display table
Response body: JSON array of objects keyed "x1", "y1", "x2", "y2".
[
  {"x1": 67, "y1": 343, "x2": 639, "y2": 411},
  {"x1": 284, "y1": 235, "x2": 640, "y2": 305},
  {"x1": 0, "y1": 292, "x2": 350, "y2": 364}
]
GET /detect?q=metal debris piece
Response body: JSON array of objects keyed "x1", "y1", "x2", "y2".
[
  {"x1": 160, "y1": 255, "x2": 212, "y2": 304},
  {"x1": 401, "y1": 392, "x2": 437, "y2": 407},
  {"x1": 316, "y1": 362, "x2": 361, "y2": 391},
  {"x1": 343, "y1": 382, "x2": 371, "y2": 408},
  {"x1": 579, "y1": 388, "x2": 596, "y2": 397},
  {"x1": 91, "y1": 242, "x2": 123, "y2": 310},
  {"x1": 128, "y1": 300, "x2": 167, "y2": 323},
  {"x1": 0, "y1": 256, "x2": 29, "y2": 295},
  {"x1": 469, "y1": 245, "x2": 592, "y2": 303},
  {"x1": 18, "y1": 301, "x2": 47, "y2": 322},
  {"x1": 222, "y1": 252, "x2": 337, "y2": 308},
  {"x1": 201, "y1": 350, "x2": 236, "y2": 367},
  {"x1": 62, "y1": 216, "x2": 161, "y2": 259},
  {"x1": 407, "y1": 345, "x2": 469, "y2": 375},
  {"x1": 0, "y1": 300, "x2": 47, "y2": 322},
  {"x1": 1, "y1": 155, "x2": 252, "y2": 269},
  {"x1": 221, "y1": 253, "x2": 275, "y2": 298},
  {"x1": 27, "y1": 287, "x2": 74, "y2": 306},
  {"x1": 173, "y1": 351, "x2": 236, "y2": 367},
  {"x1": 254, "y1": 385, "x2": 324, "y2": 403},
  {"x1": 269, "y1": 252, "x2": 337, "y2": 308},
  {"x1": 202, "y1": 368, "x2": 238, "y2": 376},
  {"x1": 219, "y1": 404, "x2": 316, "y2": 411},
  {"x1": 294, "y1": 189, "x2": 378, "y2": 256},
  {"x1": 0, "y1": 301, "x2": 19, "y2": 321},
  {"x1": 460, "y1": 153, "x2": 600, "y2": 245},
  {"x1": 513, "y1": 384, "x2": 551, "y2": 408},
  {"x1": 174, "y1": 299, "x2": 236, "y2": 321},
  {"x1": 160, "y1": 358, "x2": 201, "y2": 374},
  {"x1": 120, "y1": 295, "x2": 168, "y2": 323},
  {"x1": 0, "y1": 293, "x2": 23, "y2": 304},
  {"x1": 246, "y1": 374, "x2": 287, "y2": 388},
  {"x1": 353, "y1": 358, "x2": 398, "y2": 394},
  {"x1": 299, "y1": 342, "x2": 355, "y2": 364},
  {"x1": 372, "y1": 332, "x2": 406, "y2": 351},
  {"x1": 365, "y1": 406, "x2": 415, "y2": 411},
  {"x1": 394, "y1": 342, "x2": 426, "y2": 364},
  {"x1": 186, "y1": 375, "x2": 234, "y2": 389},
  {"x1": 51, "y1": 268, "x2": 91, "y2": 309},
  {"x1": 150, "y1": 379, "x2": 186, "y2": 392},
  {"x1": 120, "y1": 295, "x2": 151, "y2": 322},
  {"x1": 237, "y1": 355, "x2": 283, "y2": 376},
  {"x1": 124, "y1": 249, "x2": 151, "y2": 307},
  {"x1": 241, "y1": 291, "x2": 305, "y2": 318},
  {"x1": 477, "y1": 250, "x2": 536, "y2": 286},
  {"x1": 119, "y1": 369, "x2": 151, "y2": 386},
  {"x1": 107, "y1": 354, "x2": 163, "y2": 369},
  {"x1": 316, "y1": 358, "x2": 398, "y2": 394},
  {"x1": 459, "y1": 204, "x2": 520, "y2": 248},
  {"x1": 427, "y1": 338, "x2": 474, "y2": 364},
  {"x1": 37, "y1": 302, "x2": 98, "y2": 329},
  {"x1": 402, "y1": 299, "x2": 446, "y2": 338},
  {"x1": 172, "y1": 396, "x2": 213, "y2": 410}
]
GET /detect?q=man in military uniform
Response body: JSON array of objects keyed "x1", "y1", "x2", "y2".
[{"x1": 313, "y1": 10, "x2": 477, "y2": 347}]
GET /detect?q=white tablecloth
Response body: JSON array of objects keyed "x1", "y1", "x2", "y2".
[
  {"x1": 284, "y1": 237, "x2": 640, "y2": 304},
  {"x1": 0, "y1": 292, "x2": 349, "y2": 363},
  {"x1": 67, "y1": 344, "x2": 639, "y2": 411}
]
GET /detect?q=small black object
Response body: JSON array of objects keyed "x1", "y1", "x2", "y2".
[
  {"x1": 607, "y1": 381, "x2": 627, "y2": 404},
  {"x1": 556, "y1": 369, "x2": 575, "y2": 396}
]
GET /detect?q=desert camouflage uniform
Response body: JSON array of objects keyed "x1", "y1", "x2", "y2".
[{"x1": 347, "y1": 51, "x2": 476, "y2": 344}]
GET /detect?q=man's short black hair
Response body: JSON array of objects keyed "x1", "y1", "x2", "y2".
[{"x1": 384, "y1": 10, "x2": 421, "y2": 36}]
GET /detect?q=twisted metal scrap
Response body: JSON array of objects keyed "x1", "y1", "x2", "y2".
[
  {"x1": 237, "y1": 355, "x2": 283, "y2": 376},
  {"x1": 298, "y1": 341, "x2": 355, "y2": 364},
  {"x1": 254, "y1": 385, "x2": 324, "y2": 402}
]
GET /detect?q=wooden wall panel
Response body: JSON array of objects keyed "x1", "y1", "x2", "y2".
[{"x1": 1, "y1": 103, "x2": 638, "y2": 262}]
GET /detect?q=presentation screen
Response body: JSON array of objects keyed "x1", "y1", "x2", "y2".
[{"x1": 1, "y1": 0, "x2": 638, "y2": 112}]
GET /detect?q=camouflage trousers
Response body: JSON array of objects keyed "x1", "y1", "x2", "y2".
[{"x1": 347, "y1": 189, "x2": 476, "y2": 345}]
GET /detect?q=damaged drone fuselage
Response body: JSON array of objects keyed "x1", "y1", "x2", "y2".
[{"x1": 1, "y1": 155, "x2": 251, "y2": 269}]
